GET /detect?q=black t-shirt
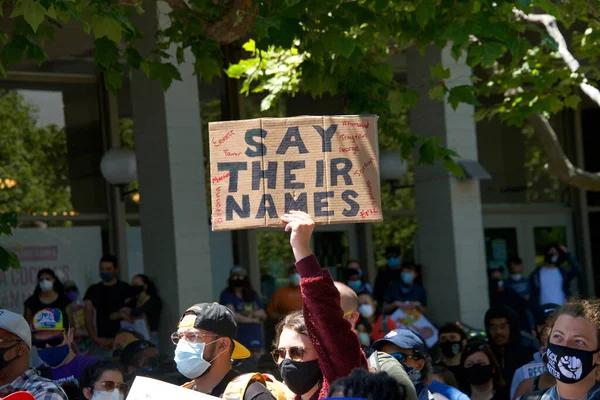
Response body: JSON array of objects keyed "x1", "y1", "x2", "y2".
[
  {"x1": 210, "y1": 369, "x2": 275, "y2": 400},
  {"x1": 84, "y1": 280, "x2": 132, "y2": 339},
  {"x1": 24, "y1": 293, "x2": 71, "y2": 321}
]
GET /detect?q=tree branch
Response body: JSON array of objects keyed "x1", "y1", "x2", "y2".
[
  {"x1": 513, "y1": 8, "x2": 600, "y2": 106},
  {"x1": 508, "y1": 8, "x2": 600, "y2": 190}
]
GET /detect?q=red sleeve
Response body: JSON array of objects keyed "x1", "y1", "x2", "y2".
[{"x1": 296, "y1": 255, "x2": 367, "y2": 394}]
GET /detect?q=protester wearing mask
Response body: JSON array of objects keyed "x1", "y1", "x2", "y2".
[
  {"x1": 510, "y1": 304, "x2": 558, "y2": 400},
  {"x1": 520, "y1": 298, "x2": 600, "y2": 400},
  {"x1": 373, "y1": 328, "x2": 437, "y2": 400},
  {"x1": 63, "y1": 281, "x2": 92, "y2": 356},
  {"x1": 83, "y1": 255, "x2": 132, "y2": 357},
  {"x1": 24, "y1": 269, "x2": 73, "y2": 327},
  {"x1": 438, "y1": 323, "x2": 469, "y2": 392},
  {"x1": 120, "y1": 274, "x2": 163, "y2": 348},
  {"x1": 267, "y1": 265, "x2": 303, "y2": 322},
  {"x1": 382, "y1": 263, "x2": 427, "y2": 315},
  {"x1": 529, "y1": 244, "x2": 581, "y2": 307},
  {"x1": 0, "y1": 309, "x2": 67, "y2": 400},
  {"x1": 345, "y1": 260, "x2": 372, "y2": 295},
  {"x1": 488, "y1": 268, "x2": 530, "y2": 332},
  {"x1": 335, "y1": 283, "x2": 418, "y2": 400},
  {"x1": 461, "y1": 341, "x2": 508, "y2": 400},
  {"x1": 272, "y1": 211, "x2": 367, "y2": 400},
  {"x1": 32, "y1": 308, "x2": 101, "y2": 386},
  {"x1": 79, "y1": 360, "x2": 128, "y2": 400},
  {"x1": 485, "y1": 306, "x2": 537, "y2": 389},
  {"x1": 505, "y1": 257, "x2": 530, "y2": 302},
  {"x1": 220, "y1": 267, "x2": 267, "y2": 350},
  {"x1": 174, "y1": 303, "x2": 274, "y2": 399},
  {"x1": 374, "y1": 246, "x2": 403, "y2": 305}
]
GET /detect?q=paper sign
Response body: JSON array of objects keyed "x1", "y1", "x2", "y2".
[
  {"x1": 209, "y1": 115, "x2": 383, "y2": 231},
  {"x1": 390, "y1": 309, "x2": 439, "y2": 348},
  {"x1": 127, "y1": 376, "x2": 220, "y2": 400}
]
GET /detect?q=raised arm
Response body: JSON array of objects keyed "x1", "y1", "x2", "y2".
[{"x1": 281, "y1": 211, "x2": 367, "y2": 384}]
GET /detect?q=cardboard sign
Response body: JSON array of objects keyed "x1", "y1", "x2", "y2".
[
  {"x1": 209, "y1": 115, "x2": 382, "y2": 231},
  {"x1": 127, "y1": 376, "x2": 220, "y2": 400}
]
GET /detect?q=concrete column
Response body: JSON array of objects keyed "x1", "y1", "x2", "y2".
[
  {"x1": 130, "y1": 1, "x2": 213, "y2": 348},
  {"x1": 407, "y1": 45, "x2": 489, "y2": 328}
]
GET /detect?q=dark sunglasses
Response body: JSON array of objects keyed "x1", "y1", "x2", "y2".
[
  {"x1": 271, "y1": 346, "x2": 305, "y2": 363},
  {"x1": 391, "y1": 352, "x2": 423, "y2": 363},
  {"x1": 93, "y1": 381, "x2": 128, "y2": 394},
  {"x1": 32, "y1": 334, "x2": 64, "y2": 349}
]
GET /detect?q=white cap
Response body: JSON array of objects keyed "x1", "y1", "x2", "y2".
[{"x1": 0, "y1": 310, "x2": 31, "y2": 348}]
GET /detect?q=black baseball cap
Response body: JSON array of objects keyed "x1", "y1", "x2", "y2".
[
  {"x1": 177, "y1": 302, "x2": 250, "y2": 359},
  {"x1": 534, "y1": 303, "x2": 559, "y2": 326}
]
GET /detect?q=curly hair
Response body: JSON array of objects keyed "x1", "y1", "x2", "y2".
[
  {"x1": 328, "y1": 368, "x2": 405, "y2": 400},
  {"x1": 549, "y1": 298, "x2": 600, "y2": 345}
]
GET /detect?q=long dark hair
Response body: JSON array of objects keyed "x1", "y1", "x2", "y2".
[
  {"x1": 227, "y1": 276, "x2": 255, "y2": 302},
  {"x1": 133, "y1": 274, "x2": 159, "y2": 298},
  {"x1": 34, "y1": 268, "x2": 65, "y2": 296}
]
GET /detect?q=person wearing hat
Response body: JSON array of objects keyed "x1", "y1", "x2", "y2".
[
  {"x1": 372, "y1": 328, "x2": 434, "y2": 400},
  {"x1": 0, "y1": 309, "x2": 67, "y2": 400},
  {"x1": 510, "y1": 304, "x2": 559, "y2": 400},
  {"x1": 32, "y1": 308, "x2": 102, "y2": 386},
  {"x1": 219, "y1": 267, "x2": 267, "y2": 351},
  {"x1": 173, "y1": 303, "x2": 274, "y2": 399}
]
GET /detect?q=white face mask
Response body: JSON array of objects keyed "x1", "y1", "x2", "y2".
[
  {"x1": 358, "y1": 304, "x2": 374, "y2": 318},
  {"x1": 91, "y1": 389, "x2": 123, "y2": 400},
  {"x1": 289, "y1": 273, "x2": 301, "y2": 287},
  {"x1": 174, "y1": 339, "x2": 220, "y2": 379},
  {"x1": 358, "y1": 332, "x2": 371, "y2": 346},
  {"x1": 39, "y1": 279, "x2": 53, "y2": 292}
]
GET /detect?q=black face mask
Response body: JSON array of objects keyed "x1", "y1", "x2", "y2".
[
  {"x1": 279, "y1": 358, "x2": 322, "y2": 395},
  {"x1": 545, "y1": 342, "x2": 599, "y2": 384},
  {"x1": 465, "y1": 364, "x2": 494, "y2": 386},
  {"x1": 440, "y1": 341, "x2": 463, "y2": 359},
  {"x1": 0, "y1": 343, "x2": 20, "y2": 371},
  {"x1": 229, "y1": 279, "x2": 245, "y2": 288}
]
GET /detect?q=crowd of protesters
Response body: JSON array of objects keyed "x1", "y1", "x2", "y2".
[{"x1": 1, "y1": 211, "x2": 597, "y2": 400}]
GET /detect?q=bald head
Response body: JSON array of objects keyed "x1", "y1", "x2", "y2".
[{"x1": 335, "y1": 282, "x2": 359, "y2": 314}]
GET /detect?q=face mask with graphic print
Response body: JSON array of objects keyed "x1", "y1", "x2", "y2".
[{"x1": 544, "y1": 342, "x2": 599, "y2": 384}]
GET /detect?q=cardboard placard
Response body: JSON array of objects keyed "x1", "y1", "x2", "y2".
[
  {"x1": 209, "y1": 115, "x2": 383, "y2": 231},
  {"x1": 127, "y1": 376, "x2": 220, "y2": 400}
]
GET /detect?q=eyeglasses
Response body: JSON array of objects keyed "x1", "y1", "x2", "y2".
[
  {"x1": 171, "y1": 332, "x2": 219, "y2": 345},
  {"x1": 32, "y1": 334, "x2": 64, "y2": 349},
  {"x1": 390, "y1": 352, "x2": 423, "y2": 364},
  {"x1": 93, "y1": 381, "x2": 128, "y2": 395},
  {"x1": 271, "y1": 346, "x2": 306, "y2": 363}
]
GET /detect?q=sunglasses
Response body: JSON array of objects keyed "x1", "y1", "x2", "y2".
[
  {"x1": 94, "y1": 381, "x2": 128, "y2": 395},
  {"x1": 271, "y1": 346, "x2": 306, "y2": 363},
  {"x1": 390, "y1": 352, "x2": 423, "y2": 364},
  {"x1": 32, "y1": 334, "x2": 64, "y2": 349}
]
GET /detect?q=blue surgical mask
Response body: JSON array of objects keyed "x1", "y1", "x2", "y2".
[
  {"x1": 38, "y1": 344, "x2": 70, "y2": 367},
  {"x1": 401, "y1": 272, "x2": 414, "y2": 285},
  {"x1": 174, "y1": 340, "x2": 218, "y2": 379},
  {"x1": 100, "y1": 272, "x2": 113, "y2": 282},
  {"x1": 289, "y1": 273, "x2": 301, "y2": 287},
  {"x1": 348, "y1": 280, "x2": 362, "y2": 292},
  {"x1": 387, "y1": 256, "x2": 401, "y2": 268}
]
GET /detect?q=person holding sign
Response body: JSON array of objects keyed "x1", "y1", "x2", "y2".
[
  {"x1": 172, "y1": 303, "x2": 275, "y2": 399},
  {"x1": 273, "y1": 211, "x2": 367, "y2": 400}
]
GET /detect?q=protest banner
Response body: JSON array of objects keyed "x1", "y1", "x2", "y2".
[
  {"x1": 209, "y1": 115, "x2": 383, "y2": 231},
  {"x1": 127, "y1": 376, "x2": 220, "y2": 400},
  {"x1": 390, "y1": 309, "x2": 439, "y2": 348}
]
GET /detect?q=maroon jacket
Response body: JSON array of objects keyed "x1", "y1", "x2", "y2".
[{"x1": 296, "y1": 254, "x2": 368, "y2": 400}]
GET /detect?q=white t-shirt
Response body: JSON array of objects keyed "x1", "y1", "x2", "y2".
[{"x1": 540, "y1": 266, "x2": 566, "y2": 305}]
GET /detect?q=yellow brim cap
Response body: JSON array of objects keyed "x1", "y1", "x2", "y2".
[{"x1": 231, "y1": 339, "x2": 251, "y2": 359}]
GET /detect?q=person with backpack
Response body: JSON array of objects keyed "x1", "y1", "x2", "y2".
[{"x1": 172, "y1": 303, "x2": 276, "y2": 400}]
